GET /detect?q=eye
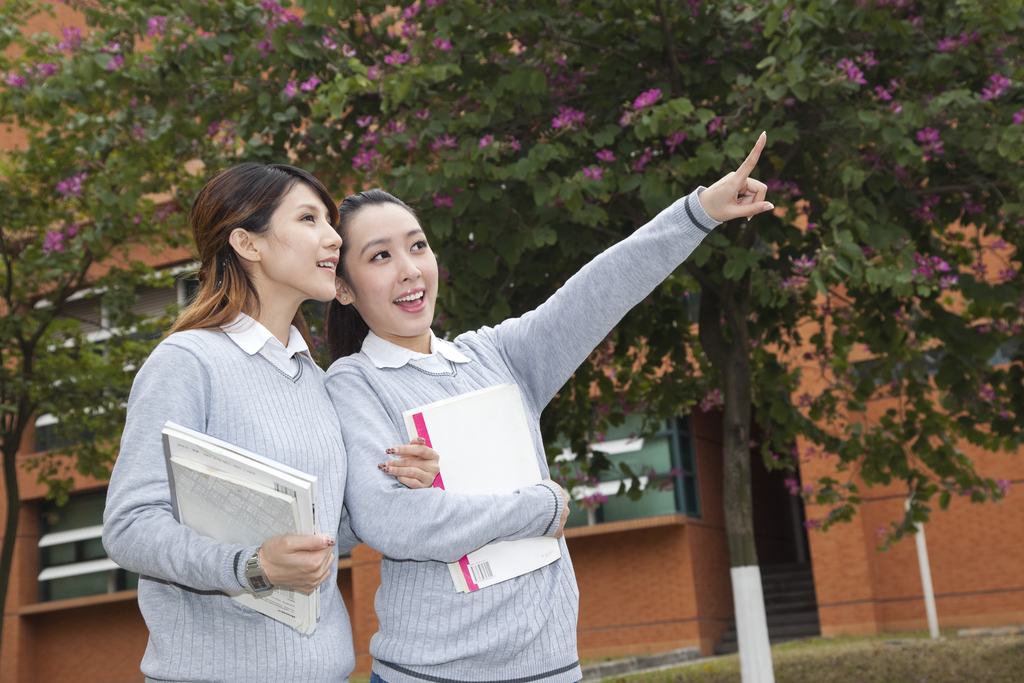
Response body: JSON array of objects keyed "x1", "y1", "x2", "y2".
[
  {"x1": 370, "y1": 250, "x2": 390, "y2": 261},
  {"x1": 301, "y1": 214, "x2": 315, "y2": 222},
  {"x1": 411, "y1": 240, "x2": 429, "y2": 251}
]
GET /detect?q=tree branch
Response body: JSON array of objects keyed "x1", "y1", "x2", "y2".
[{"x1": 654, "y1": 0, "x2": 683, "y2": 98}]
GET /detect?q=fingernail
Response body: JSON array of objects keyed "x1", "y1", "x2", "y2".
[
  {"x1": 413, "y1": 437, "x2": 425, "y2": 444},
  {"x1": 386, "y1": 448, "x2": 396, "y2": 454},
  {"x1": 766, "y1": 203, "x2": 775, "y2": 210},
  {"x1": 326, "y1": 538, "x2": 335, "y2": 546},
  {"x1": 381, "y1": 464, "x2": 391, "y2": 474},
  {"x1": 761, "y1": 130, "x2": 767, "y2": 137},
  {"x1": 377, "y1": 462, "x2": 387, "y2": 470}
]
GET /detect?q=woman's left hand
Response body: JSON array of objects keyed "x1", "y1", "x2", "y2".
[{"x1": 378, "y1": 436, "x2": 441, "y2": 488}]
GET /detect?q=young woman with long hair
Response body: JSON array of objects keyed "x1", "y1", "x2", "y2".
[
  {"x1": 323, "y1": 135, "x2": 773, "y2": 683},
  {"x1": 103, "y1": 163, "x2": 439, "y2": 683}
]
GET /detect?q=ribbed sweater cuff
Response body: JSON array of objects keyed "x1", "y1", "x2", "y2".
[
  {"x1": 673, "y1": 187, "x2": 721, "y2": 239},
  {"x1": 231, "y1": 544, "x2": 260, "y2": 591},
  {"x1": 536, "y1": 481, "x2": 565, "y2": 538}
]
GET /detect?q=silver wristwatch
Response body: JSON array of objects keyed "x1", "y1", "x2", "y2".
[{"x1": 244, "y1": 547, "x2": 273, "y2": 597}]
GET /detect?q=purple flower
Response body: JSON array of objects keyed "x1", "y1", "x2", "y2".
[
  {"x1": 837, "y1": 58, "x2": 867, "y2": 85},
  {"x1": 583, "y1": 166, "x2": 602, "y2": 180},
  {"x1": 147, "y1": 16, "x2": 168, "y2": 37},
  {"x1": 384, "y1": 50, "x2": 410, "y2": 65},
  {"x1": 707, "y1": 117, "x2": 725, "y2": 135},
  {"x1": 42, "y1": 231, "x2": 65, "y2": 255},
  {"x1": 404, "y1": 134, "x2": 419, "y2": 150},
  {"x1": 300, "y1": 76, "x2": 320, "y2": 92},
  {"x1": 283, "y1": 80, "x2": 298, "y2": 98},
  {"x1": 784, "y1": 478, "x2": 800, "y2": 496},
  {"x1": 434, "y1": 194, "x2": 453, "y2": 207},
  {"x1": 342, "y1": 44, "x2": 357, "y2": 57},
  {"x1": 874, "y1": 85, "x2": 892, "y2": 101},
  {"x1": 362, "y1": 131, "x2": 379, "y2": 146},
  {"x1": 426, "y1": 0, "x2": 443, "y2": 6},
  {"x1": 857, "y1": 51, "x2": 878, "y2": 68},
  {"x1": 981, "y1": 74, "x2": 1012, "y2": 101},
  {"x1": 367, "y1": 66, "x2": 380, "y2": 80},
  {"x1": 699, "y1": 388, "x2": 723, "y2": 412},
  {"x1": 352, "y1": 147, "x2": 379, "y2": 170},
  {"x1": 401, "y1": 23, "x2": 419, "y2": 39},
  {"x1": 916, "y1": 127, "x2": 944, "y2": 160},
  {"x1": 323, "y1": 36, "x2": 338, "y2": 50},
  {"x1": 37, "y1": 63, "x2": 58, "y2": 77},
  {"x1": 618, "y1": 111, "x2": 633, "y2": 127},
  {"x1": 508, "y1": 135, "x2": 521, "y2": 151},
  {"x1": 56, "y1": 172, "x2": 87, "y2": 198},
  {"x1": 889, "y1": 101, "x2": 903, "y2": 115},
  {"x1": 551, "y1": 105, "x2": 586, "y2": 129},
  {"x1": 1000, "y1": 268, "x2": 1018, "y2": 282},
  {"x1": 4, "y1": 73, "x2": 26, "y2": 87},
  {"x1": 258, "y1": 39, "x2": 274, "y2": 57},
  {"x1": 432, "y1": 38, "x2": 453, "y2": 51},
  {"x1": 430, "y1": 134, "x2": 458, "y2": 150},
  {"x1": 665, "y1": 132, "x2": 686, "y2": 154},
  {"x1": 792, "y1": 254, "x2": 816, "y2": 274},
  {"x1": 632, "y1": 148, "x2": 653, "y2": 172},
  {"x1": 106, "y1": 55, "x2": 124, "y2": 71},
  {"x1": 403, "y1": 5, "x2": 420, "y2": 18},
  {"x1": 997, "y1": 479, "x2": 1012, "y2": 496},
  {"x1": 595, "y1": 149, "x2": 616, "y2": 162},
  {"x1": 478, "y1": 134, "x2": 494, "y2": 148},
  {"x1": 58, "y1": 27, "x2": 83, "y2": 52},
  {"x1": 1014, "y1": 109, "x2": 1024, "y2": 125},
  {"x1": 414, "y1": 109, "x2": 430, "y2": 120},
  {"x1": 632, "y1": 89, "x2": 661, "y2": 109},
  {"x1": 939, "y1": 274, "x2": 959, "y2": 289},
  {"x1": 223, "y1": 54, "x2": 234, "y2": 64},
  {"x1": 356, "y1": 115, "x2": 374, "y2": 128}
]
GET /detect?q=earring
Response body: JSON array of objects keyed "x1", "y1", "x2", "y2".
[{"x1": 342, "y1": 295, "x2": 347, "y2": 300}]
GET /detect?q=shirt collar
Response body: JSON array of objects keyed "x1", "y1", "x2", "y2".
[
  {"x1": 222, "y1": 312, "x2": 310, "y2": 359},
  {"x1": 361, "y1": 329, "x2": 470, "y2": 369}
]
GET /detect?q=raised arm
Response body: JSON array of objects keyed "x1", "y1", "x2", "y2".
[
  {"x1": 471, "y1": 134, "x2": 772, "y2": 412},
  {"x1": 326, "y1": 366, "x2": 565, "y2": 563},
  {"x1": 102, "y1": 342, "x2": 253, "y2": 592}
]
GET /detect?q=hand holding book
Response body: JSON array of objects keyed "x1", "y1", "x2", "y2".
[{"x1": 259, "y1": 534, "x2": 337, "y2": 594}]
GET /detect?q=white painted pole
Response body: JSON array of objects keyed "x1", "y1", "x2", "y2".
[
  {"x1": 731, "y1": 565, "x2": 776, "y2": 683},
  {"x1": 906, "y1": 499, "x2": 940, "y2": 639}
]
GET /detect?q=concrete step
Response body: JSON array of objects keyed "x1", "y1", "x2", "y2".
[
  {"x1": 761, "y1": 578, "x2": 816, "y2": 593},
  {"x1": 727, "y1": 610, "x2": 821, "y2": 630},
  {"x1": 764, "y1": 600, "x2": 820, "y2": 616},
  {"x1": 719, "y1": 620, "x2": 822, "y2": 644},
  {"x1": 763, "y1": 589, "x2": 818, "y2": 605}
]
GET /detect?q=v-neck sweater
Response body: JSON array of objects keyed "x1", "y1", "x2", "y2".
[
  {"x1": 324, "y1": 188, "x2": 720, "y2": 683},
  {"x1": 103, "y1": 329, "x2": 359, "y2": 683}
]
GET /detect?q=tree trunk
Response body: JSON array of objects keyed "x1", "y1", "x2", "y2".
[
  {"x1": 698, "y1": 285, "x2": 775, "y2": 683},
  {"x1": 0, "y1": 440, "x2": 21, "y2": 659}
]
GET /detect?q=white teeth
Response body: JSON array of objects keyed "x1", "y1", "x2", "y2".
[
  {"x1": 394, "y1": 291, "x2": 424, "y2": 303},
  {"x1": 316, "y1": 261, "x2": 335, "y2": 268}
]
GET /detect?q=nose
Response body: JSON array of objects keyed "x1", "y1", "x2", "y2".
[
  {"x1": 321, "y1": 222, "x2": 342, "y2": 251},
  {"x1": 396, "y1": 251, "x2": 422, "y2": 282}
]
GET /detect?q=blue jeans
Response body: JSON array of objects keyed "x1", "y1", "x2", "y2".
[{"x1": 369, "y1": 673, "x2": 389, "y2": 683}]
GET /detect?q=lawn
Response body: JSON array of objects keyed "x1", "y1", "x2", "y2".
[{"x1": 614, "y1": 633, "x2": 1024, "y2": 683}]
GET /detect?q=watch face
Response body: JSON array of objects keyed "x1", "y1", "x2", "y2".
[{"x1": 249, "y1": 574, "x2": 271, "y2": 592}]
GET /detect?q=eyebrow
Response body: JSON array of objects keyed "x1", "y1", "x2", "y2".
[
  {"x1": 359, "y1": 228, "x2": 425, "y2": 256},
  {"x1": 293, "y1": 202, "x2": 324, "y2": 214}
]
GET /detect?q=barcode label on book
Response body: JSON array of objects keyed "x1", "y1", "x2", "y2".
[
  {"x1": 469, "y1": 561, "x2": 493, "y2": 583},
  {"x1": 274, "y1": 483, "x2": 297, "y2": 499}
]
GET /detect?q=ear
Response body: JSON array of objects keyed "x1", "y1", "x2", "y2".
[
  {"x1": 229, "y1": 228, "x2": 261, "y2": 264},
  {"x1": 335, "y1": 276, "x2": 355, "y2": 306}
]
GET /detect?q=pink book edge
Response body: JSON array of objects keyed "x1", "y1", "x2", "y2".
[{"x1": 411, "y1": 411, "x2": 479, "y2": 592}]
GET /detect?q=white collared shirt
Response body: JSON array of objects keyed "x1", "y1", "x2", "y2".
[
  {"x1": 221, "y1": 312, "x2": 310, "y2": 378},
  {"x1": 361, "y1": 329, "x2": 471, "y2": 374}
]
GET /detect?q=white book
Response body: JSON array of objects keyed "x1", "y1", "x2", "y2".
[
  {"x1": 402, "y1": 384, "x2": 562, "y2": 593},
  {"x1": 161, "y1": 422, "x2": 320, "y2": 633}
]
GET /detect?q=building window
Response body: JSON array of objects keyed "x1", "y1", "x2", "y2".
[
  {"x1": 38, "y1": 491, "x2": 138, "y2": 602},
  {"x1": 560, "y1": 414, "x2": 700, "y2": 528}
]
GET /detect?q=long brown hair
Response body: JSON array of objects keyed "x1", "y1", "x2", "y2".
[
  {"x1": 324, "y1": 189, "x2": 417, "y2": 362},
  {"x1": 170, "y1": 163, "x2": 340, "y2": 347}
]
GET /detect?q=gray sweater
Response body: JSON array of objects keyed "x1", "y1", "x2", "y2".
[
  {"x1": 103, "y1": 330, "x2": 361, "y2": 682},
  {"x1": 324, "y1": 189, "x2": 719, "y2": 683}
]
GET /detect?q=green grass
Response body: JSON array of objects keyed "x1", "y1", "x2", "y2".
[{"x1": 611, "y1": 633, "x2": 1024, "y2": 683}]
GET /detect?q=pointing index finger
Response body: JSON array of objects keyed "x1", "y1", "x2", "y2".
[{"x1": 736, "y1": 131, "x2": 767, "y2": 179}]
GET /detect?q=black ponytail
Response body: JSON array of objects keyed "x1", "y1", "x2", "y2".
[{"x1": 325, "y1": 189, "x2": 418, "y2": 362}]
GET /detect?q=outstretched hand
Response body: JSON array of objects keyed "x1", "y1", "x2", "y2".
[{"x1": 697, "y1": 131, "x2": 774, "y2": 223}]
